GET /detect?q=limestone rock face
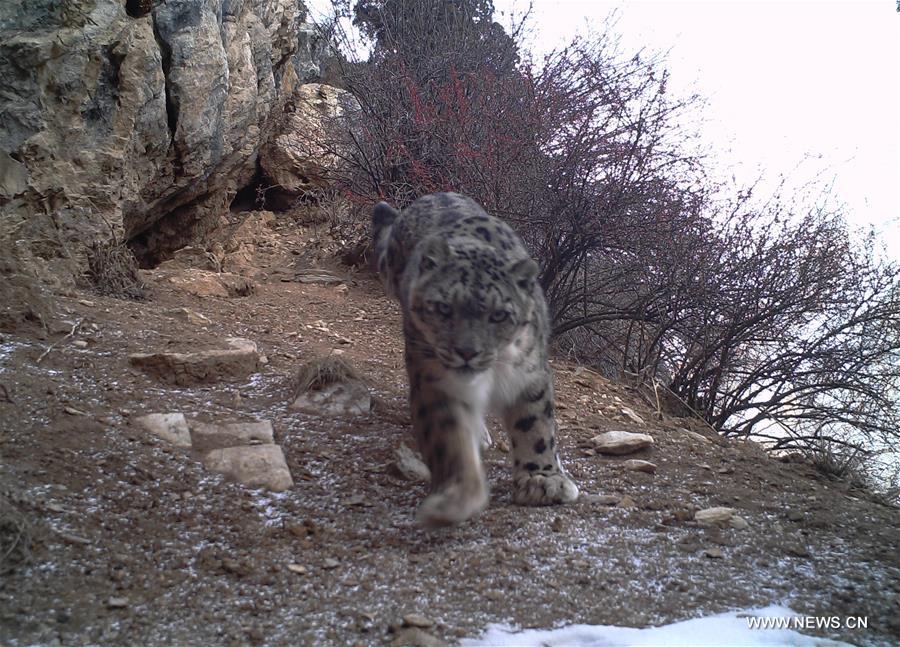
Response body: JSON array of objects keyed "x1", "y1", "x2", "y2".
[
  {"x1": 0, "y1": 0, "x2": 324, "y2": 273},
  {"x1": 259, "y1": 83, "x2": 358, "y2": 207}
]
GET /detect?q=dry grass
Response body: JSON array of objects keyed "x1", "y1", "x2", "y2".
[
  {"x1": 0, "y1": 491, "x2": 33, "y2": 575},
  {"x1": 86, "y1": 239, "x2": 146, "y2": 300},
  {"x1": 292, "y1": 355, "x2": 362, "y2": 397}
]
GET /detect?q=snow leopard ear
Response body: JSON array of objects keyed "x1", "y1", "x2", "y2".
[
  {"x1": 419, "y1": 236, "x2": 450, "y2": 273},
  {"x1": 508, "y1": 258, "x2": 540, "y2": 292},
  {"x1": 372, "y1": 201, "x2": 399, "y2": 232}
]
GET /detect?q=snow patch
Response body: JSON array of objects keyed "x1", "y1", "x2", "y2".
[{"x1": 461, "y1": 605, "x2": 851, "y2": 646}]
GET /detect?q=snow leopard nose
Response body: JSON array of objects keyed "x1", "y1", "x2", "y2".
[{"x1": 455, "y1": 347, "x2": 479, "y2": 362}]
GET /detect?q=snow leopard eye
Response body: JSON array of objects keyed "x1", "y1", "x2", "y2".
[
  {"x1": 434, "y1": 301, "x2": 453, "y2": 318},
  {"x1": 489, "y1": 310, "x2": 509, "y2": 323}
]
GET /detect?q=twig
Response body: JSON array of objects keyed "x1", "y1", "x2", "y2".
[
  {"x1": 36, "y1": 318, "x2": 84, "y2": 364},
  {"x1": 0, "y1": 383, "x2": 12, "y2": 404}
]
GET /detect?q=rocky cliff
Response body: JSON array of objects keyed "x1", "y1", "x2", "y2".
[{"x1": 0, "y1": 0, "x2": 325, "y2": 278}]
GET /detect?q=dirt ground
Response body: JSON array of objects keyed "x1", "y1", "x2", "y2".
[{"x1": 1, "y1": 211, "x2": 899, "y2": 646}]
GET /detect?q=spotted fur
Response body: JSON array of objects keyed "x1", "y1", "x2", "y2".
[{"x1": 373, "y1": 192, "x2": 579, "y2": 526}]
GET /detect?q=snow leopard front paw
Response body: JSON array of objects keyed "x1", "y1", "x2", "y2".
[
  {"x1": 417, "y1": 479, "x2": 488, "y2": 527},
  {"x1": 512, "y1": 470, "x2": 579, "y2": 506}
]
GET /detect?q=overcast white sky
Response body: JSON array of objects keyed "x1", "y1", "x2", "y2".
[
  {"x1": 311, "y1": 0, "x2": 900, "y2": 257},
  {"x1": 495, "y1": 0, "x2": 900, "y2": 256}
]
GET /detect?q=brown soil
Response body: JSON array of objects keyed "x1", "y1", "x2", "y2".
[{"x1": 1, "y1": 213, "x2": 898, "y2": 646}]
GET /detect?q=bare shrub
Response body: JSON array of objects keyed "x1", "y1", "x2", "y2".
[
  {"x1": 315, "y1": 0, "x2": 900, "y2": 474},
  {"x1": 0, "y1": 490, "x2": 33, "y2": 575},
  {"x1": 86, "y1": 238, "x2": 146, "y2": 300},
  {"x1": 293, "y1": 355, "x2": 363, "y2": 397}
]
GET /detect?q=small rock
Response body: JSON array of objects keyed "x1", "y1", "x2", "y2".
[
  {"x1": 133, "y1": 413, "x2": 192, "y2": 448},
  {"x1": 63, "y1": 406, "x2": 87, "y2": 416},
  {"x1": 201, "y1": 445, "x2": 293, "y2": 492},
  {"x1": 703, "y1": 547, "x2": 724, "y2": 559},
  {"x1": 403, "y1": 613, "x2": 434, "y2": 628},
  {"x1": 322, "y1": 558, "x2": 340, "y2": 570},
  {"x1": 590, "y1": 431, "x2": 654, "y2": 455},
  {"x1": 391, "y1": 444, "x2": 431, "y2": 482},
  {"x1": 584, "y1": 494, "x2": 620, "y2": 506},
  {"x1": 622, "y1": 459, "x2": 657, "y2": 473},
  {"x1": 729, "y1": 515, "x2": 749, "y2": 530},
  {"x1": 167, "y1": 307, "x2": 212, "y2": 326},
  {"x1": 786, "y1": 544, "x2": 810, "y2": 558},
  {"x1": 550, "y1": 516, "x2": 565, "y2": 532},
  {"x1": 190, "y1": 420, "x2": 274, "y2": 452},
  {"x1": 106, "y1": 596, "x2": 129, "y2": 609},
  {"x1": 129, "y1": 338, "x2": 261, "y2": 386},
  {"x1": 286, "y1": 563, "x2": 307, "y2": 575},
  {"x1": 694, "y1": 507, "x2": 735, "y2": 526},
  {"x1": 72, "y1": 340, "x2": 88, "y2": 349},
  {"x1": 620, "y1": 406, "x2": 645, "y2": 425},
  {"x1": 290, "y1": 380, "x2": 371, "y2": 417},
  {"x1": 787, "y1": 510, "x2": 803, "y2": 522},
  {"x1": 617, "y1": 495, "x2": 637, "y2": 508}
]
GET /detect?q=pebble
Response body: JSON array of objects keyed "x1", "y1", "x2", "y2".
[
  {"x1": 729, "y1": 515, "x2": 750, "y2": 530},
  {"x1": 623, "y1": 459, "x2": 657, "y2": 473},
  {"x1": 703, "y1": 548, "x2": 724, "y2": 559},
  {"x1": 106, "y1": 596, "x2": 129, "y2": 609},
  {"x1": 287, "y1": 563, "x2": 307, "y2": 575},
  {"x1": 323, "y1": 558, "x2": 340, "y2": 570}
]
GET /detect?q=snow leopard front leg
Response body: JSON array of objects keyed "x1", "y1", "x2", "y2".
[
  {"x1": 503, "y1": 378, "x2": 579, "y2": 505},
  {"x1": 407, "y1": 362, "x2": 489, "y2": 526}
]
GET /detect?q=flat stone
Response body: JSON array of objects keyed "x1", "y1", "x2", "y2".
[
  {"x1": 129, "y1": 337, "x2": 261, "y2": 386},
  {"x1": 391, "y1": 444, "x2": 430, "y2": 482},
  {"x1": 590, "y1": 431, "x2": 654, "y2": 455},
  {"x1": 190, "y1": 420, "x2": 274, "y2": 452},
  {"x1": 583, "y1": 494, "x2": 620, "y2": 506},
  {"x1": 290, "y1": 380, "x2": 371, "y2": 417},
  {"x1": 202, "y1": 445, "x2": 293, "y2": 492},
  {"x1": 694, "y1": 506, "x2": 735, "y2": 526},
  {"x1": 133, "y1": 412, "x2": 192, "y2": 448},
  {"x1": 623, "y1": 459, "x2": 657, "y2": 473}
]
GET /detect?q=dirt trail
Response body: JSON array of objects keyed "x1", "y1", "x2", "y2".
[{"x1": 1, "y1": 213, "x2": 898, "y2": 646}]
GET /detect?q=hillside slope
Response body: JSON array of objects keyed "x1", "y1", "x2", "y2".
[{"x1": 1, "y1": 211, "x2": 898, "y2": 646}]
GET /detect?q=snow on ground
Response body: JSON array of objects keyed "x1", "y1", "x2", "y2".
[{"x1": 461, "y1": 605, "x2": 851, "y2": 646}]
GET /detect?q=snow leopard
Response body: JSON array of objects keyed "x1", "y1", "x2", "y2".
[{"x1": 372, "y1": 192, "x2": 579, "y2": 526}]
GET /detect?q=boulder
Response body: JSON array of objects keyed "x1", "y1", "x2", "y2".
[
  {"x1": 590, "y1": 430, "x2": 654, "y2": 455},
  {"x1": 129, "y1": 337, "x2": 261, "y2": 385},
  {"x1": 202, "y1": 444, "x2": 293, "y2": 492}
]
